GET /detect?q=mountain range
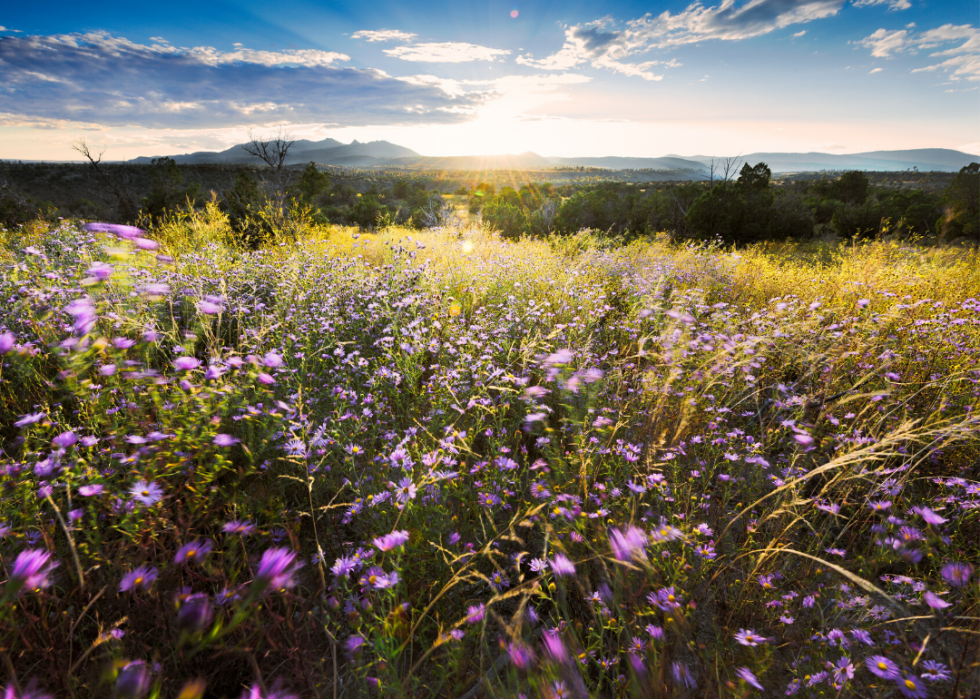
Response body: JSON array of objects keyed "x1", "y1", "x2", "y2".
[{"x1": 129, "y1": 139, "x2": 977, "y2": 174}]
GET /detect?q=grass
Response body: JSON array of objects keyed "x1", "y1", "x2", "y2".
[{"x1": 0, "y1": 208, "x2": 977, "y2": 698}]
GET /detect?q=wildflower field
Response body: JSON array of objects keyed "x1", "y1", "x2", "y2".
[{"x1": 0, "y1": 212, "x2": 978, "y2": 698}]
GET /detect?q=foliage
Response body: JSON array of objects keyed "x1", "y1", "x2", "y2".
[{"x1": 0, "y1": 219, "x2": 976, "y2": 698}]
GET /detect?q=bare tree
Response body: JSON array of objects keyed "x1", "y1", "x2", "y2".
[
  {"x1": 71, "y1": 140, "x2": 141, "y2": 222},
  {"x1": 721, "y1": 155, "x2": 743, "y2": 184},
  {"x1": 242, "y1": 129, "x2": 295, "y2": 220}
]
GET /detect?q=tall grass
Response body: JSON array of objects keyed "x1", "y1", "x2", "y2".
[{"x1": 0, "y1": 210, "x2": 976, "y2": 698}]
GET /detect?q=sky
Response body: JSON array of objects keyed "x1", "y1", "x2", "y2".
[{"x1": 1, "y1": 0, "x2": 978, "y2": 161}]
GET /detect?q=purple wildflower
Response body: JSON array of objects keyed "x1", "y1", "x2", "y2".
[
  {"x1": 176, "y1": 593, "x2": 213, "y2": 633},
  {"x1": 372, "y1": 530, "x2": 409, "y2": 551},
  {"x1": 174, "y1": 539, "x2": 213, "y2": 565},
  {"x1": 896, "y1": 673, "x2": 928, "y2": 699},
  {"x1": 129, "y1": 480, "x2": 163, "y2": 506},
  {"x1": 465, "y1": 603, "x2": 485, "y2": 624},
  {"x1": 78, "y1": 484, "x2": 104, "y2": 497},
  {"x1": 735, "y1": 629, "x2": 766, "y2": 647},
  {"x1": 119, "y1": 566, "x2": 158, "y2": 593},
  {"x1": 609, "y1": 525, "x2": 647, "y2": 562},
  {"x1": 941, "y1": 562, "x2": 972, "y2": 587},
  {"x1": 549, "y1": 554, "x2": 576, "y2": 577},
  {"x1": 173, "y1": 356, "x2": 201, "y2": 371},
  {"x1": 737, "y1": 667, "x2": 763, "y2": 690},
  {"x1": 866, "y1": 655, "x2": 899, "y2": 679},
  {"x1": 115, "y1": 660, "x2": 151, "y2": 699},
  {"x1": 253, "y1": 548, "x2": 302, "y2": 594},
  {"x1": 6, "y1": 549, "x2": 58, "y2": 597},
  {"x1": 214, "y1": 434, "x2": 240, "y2": 447},
  {"x1": 0, "y1": 332, "x2": 15, "y2": 354}
]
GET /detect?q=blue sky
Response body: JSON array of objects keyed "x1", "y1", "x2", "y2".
[{"x1": 1, "y1": 0, "x2": 977, "y2": 160}]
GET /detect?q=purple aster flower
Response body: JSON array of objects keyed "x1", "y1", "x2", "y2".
[
  {"x1": 549, "y1": 554, "x2": 576, "y2": 577},
  {"x1": 919, "y1": 661, "x2": 951, "y2": 682},
  {"x1": 360, "y1": 565, "x2": 398, "y2": 590},
  {"x1": 262, "y1": 352, "x2": 283, "y2": 368},
  {"x1": 737, "y1": 667, "x2": 763, "y2": 690},
  {"x1": 0, "y1": 332, "x2": 15, "y2": 354},
  {"x1": 239, "y1": 682, "x2": 299, "y2": 699},
  {"x1": 6, "y1": 549, "x2": 58, "y2": 597},
  {"x1": 735, "y1": 629, "x2": 766, "y2": 647},
  {"x1": 130, "y1": 480, "x2": 163, "y2": 506},
  {"x1": 831, "y1": 657, "x2": 855, "y2": 686},
  {"x1": 941, "y1": 562, "x2": 972, "y2": 587},
  {"x1": 923, "y1": 591, "x2": 950, "y2": 609},
  {"x1": 465, "y1": 603, "x2": 485, "y2": 624},
  {"x1": 672, "y1": 662, "x2": 696, "y2": 689},
  {"x1": 176, "y1": 593, "x2": 213, "y2": 633},
  {"x1": 866, "y1": 655, "x2": 900, "y2": 679},
  {"x1": 119, "y1": 566, "x2": 158, "y2": 593},
  {"x1": 896, "y1": 673, "x2": 928, "y2": 699},
  {"x1": 115, "y1": 660, "x2": 151, "y2": 699},
  {"x1": 133, "y1": 237, "x2": 159, "y2": 251},
  {"x1": 253, "y1": 548, "x2": 303, "y2": 594},
  {"x1": 609, "y1": 525, "x2": 647, "y2": 562},
  {"x1": 83, "y1": 222, "x2": 143, "y2": 239},
  {"x1": 78, "y1": 484, "x2": 104, "y2": 497},
  {"x1": 507, "y1": 641, "x2": 535, "y2": 669},
  {"x1": 851, "y1": 628, "x2": 873, "y2": 646},
  {"x1": 214, "y1": 434, "x2": 240, "y2": 447},
  {"x1": 52, "y1": 431, "x2": 76, "y2": 449},
  {"x1": 197, "y1": 300, "x2": 223, "y2": 315},
  {"x1": 372, "y1": 530, "x2": 409, "y2": 551},
  {"x1": 15, "y1": 412, "x2": 46, "y2": 427},
  {"x1": 173, "y1": 356, "x2": 201, "y2": 371},
  {"x1": 542, "y1": 629, "x2": 568, "y2": 664},
  {"x1": 174, "y1": 539, "x2": 213, "y2": 565},
  {"x1": 394, "y1": 478, "x2": 417, "y2": 504},
  {"x1": 653, "y1": 586, "x2": 683, "y2": 612},
  {"x1": 222, "y1": 519, "x2": 256, "y2": 535},
  {"x1": 257, "y1": 372, "x2": 275, "y2": 385},
  {"x1": 331, "y1": 556, "x2": 356, "y2": 578},
  {"x1": 912, "y1": 506, "x2": 947, "y2": 525}
]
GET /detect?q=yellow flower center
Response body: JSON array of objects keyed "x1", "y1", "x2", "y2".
[
  {"x1": 134, "y1": 577, "x2": 143, "y2": 585},
  {"x1": 142, "y1": 490, "x2": 150, "y2": 497},
  {"x1": 878, "y1": 662, "x2": 887, "y2": 670},
  {"x1": 668, "y1": 595, "x2": 675, "y2": 602},
  {"x1": 369, "y1": 575, "x2": 377, "y2": 585},
  {"x1": 905, "y1": 680, "x2": 916, "y2": 690}
]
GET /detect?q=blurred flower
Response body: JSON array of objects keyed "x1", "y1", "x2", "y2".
[
  {"x1": 119, "y1": 566, "x2": 158, "y2": 593},
  {"x1": 735, "y1": 629, "x2": 766, "y2": 646},
  {"x1": 176, "y1": 593, "x2": 213, "y2": 634},
  {"x1": 465, "y1": 603, "x2": 485, "y2": 624},
  {"x1": 6, "y1": 549, "x2": 58, "y2": 597},
  {"x1": 253, "y1": 548, "x2": 303, "y2": 594},
  {"x1": 129, "y1": 481, "x2": 163, "y2": 506},
  {"x1": 114, "y1": 660, "x2": 151, "y2": 699},
  {"x1": 173, "y1": 357, "x2": 201, "y2": 371},
  {"x1": 866, "y1": 655, "x2": 899, "y2": 679},
  {"x1": 78, "y1": 484, "x2": 104, "y2": 497},
  {"x1": 941, "y1": 562, "x2": 972, "y2": 587},
  {"x1": 83, "y1": 222, "x2": 143, "y2": 240},
  {"x1": 239, "y1": 682, "x2": 299, "y2": 699},
  {"x1": 174, "y1": 539, "x2": 213, "y2": 565},
  {"x1": 0, "y1": 332, "x2": 16, "y2": 354},
  {"x1": 372, "y1": 530, "x2": 409, "y2": 551},
  {"x1": 923, "y1": 591, "x2": 950, "y2": 609},
  {"x1": 896, "y1": 673, "x2": 928, "y2": 699},
  {"x1": 549, "y1": 554, "x2": 575, "y2": 577},
  {"x1": 737, "y1": 667, "x2": 763, "y2": 690},
  {"x1": 920, "y1": 661, "x2": 951, "y2": 682},
  {"x1": 213, "y1": 434, "x2": 240, "y2": 447},
  {"x1": 609, "y1": 526, "x2": 647, "y2": 562}
]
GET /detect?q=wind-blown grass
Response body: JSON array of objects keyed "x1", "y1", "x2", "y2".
[{"x1": 0, "y1": 211, "x2": 977, "y2": 698}]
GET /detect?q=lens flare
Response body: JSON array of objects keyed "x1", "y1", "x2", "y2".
[{"x1": 510, "y1": 9, "x2": 519, "y2": 18}]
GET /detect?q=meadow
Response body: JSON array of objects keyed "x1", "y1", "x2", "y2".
[{"x1": 0, "y1": 208, "x2": 977, "y2": 698}]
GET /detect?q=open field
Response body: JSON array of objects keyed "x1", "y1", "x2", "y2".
[{"x1": 0, "y1": 212, "x2": 978, "y2": 698}]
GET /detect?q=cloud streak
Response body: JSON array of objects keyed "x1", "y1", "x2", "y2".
[
  {"x1": 855, "y1": 23, "x2": 979, "y2": 80},
  {"x1": 517, "y1": 1, "x2": 844, "y2": 80},
  {"x1": 0, "y1": 32, "x2": 491, "y2": 129},
  {"x1": 383, "y1": 42, "x2": 511, "y2": 63},
  {"x1": 351, "y1": 29, "x2": 418, "y2": 43}
]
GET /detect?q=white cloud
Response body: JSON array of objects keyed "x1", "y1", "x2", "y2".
[
  {"x1": 383, "y1": 42, "x2": 510, "y2": 63},
  {"x1": 0, "y1": 31, "x2": 491, "y2": 128},
  {"x1": 793, "y1": 30, "x2": 807, "y2": 38},
  {"x1": 351, "y1": 29, "x2": 418, "y2": 43},
  {"x1": 852, "y1": 0, "x2": 912, "y2": 11},
  {"x1": 856, "y1": 23, "x2": 980, "y2": 80},
  {"x1": 869, "y1": 67, "x2": 883, "y2": 73},
  {"x1": 517, "y1": 1, "x2": 845, "y2": 80},
  {"x1": 854, "y1": 28, "x2": 910, "y2": 57}
]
